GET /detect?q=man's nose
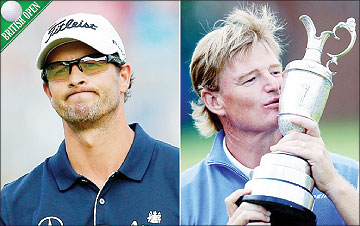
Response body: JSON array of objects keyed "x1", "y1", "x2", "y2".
[
  {"x1": 68, "y1": 64, "x2": 87, "y2": 87},
  {"x1": 264, "y1": 72, "x2": 282, "y2": 93}
]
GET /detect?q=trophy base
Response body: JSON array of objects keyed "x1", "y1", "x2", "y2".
[{"x1": 237, "y1": 195, "x2": 316, "y2": 226}]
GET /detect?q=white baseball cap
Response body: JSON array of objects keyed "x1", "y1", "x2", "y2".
[{"x1": 36, "y1": 13, "x2": 126, "y2": 69}]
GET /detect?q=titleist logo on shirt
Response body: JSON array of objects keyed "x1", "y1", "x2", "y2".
[{"x1": 45, "y1": 18, "x2": 98, "y2": 43}]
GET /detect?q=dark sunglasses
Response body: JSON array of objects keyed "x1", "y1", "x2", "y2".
[{"x1": 41, "y1": 53, "x2": 124, "y2": 82}]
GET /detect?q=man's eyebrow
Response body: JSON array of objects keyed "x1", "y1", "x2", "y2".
[
  {"x1": 269, "y1": 63, "x2": 282, "y2": 69},
  {"x1": 240, "y1": 63, "x2": 282, "y2": 78},
  {"x1": 240, "y1": 69, "x2": 259, "y2": 78}
]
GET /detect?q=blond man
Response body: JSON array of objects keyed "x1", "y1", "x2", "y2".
[{"x1": 181, "y1": 4, "x2": 358, "y2": 225}]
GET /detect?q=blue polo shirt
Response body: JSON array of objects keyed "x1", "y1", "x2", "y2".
[
  {"x1": 181, "y1": 130, "x2": 359, "y2": 225},
  {"x1": 1, "y1": 123, "x2": 179, "y2": 225}
]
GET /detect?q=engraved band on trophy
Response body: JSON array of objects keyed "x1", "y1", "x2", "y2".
[{"x1": 236, "y1": 15, "x2": 357, "y2": 225}]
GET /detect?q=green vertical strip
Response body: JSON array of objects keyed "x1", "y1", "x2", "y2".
[{"x1": 1, "y1": 0, "x2": 52, "y2": 52}]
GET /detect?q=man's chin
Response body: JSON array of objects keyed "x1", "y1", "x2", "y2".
[
  {"x1": 64, "y1": 115, "x2": 96, "y2": 124},
  {"x1": 58, "y1": 106, "x2": 101, "y2": 125},
  {"x1": 62, "y1": 114, "x2": 102, "y2": 130}
]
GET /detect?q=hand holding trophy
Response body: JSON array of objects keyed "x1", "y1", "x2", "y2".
[{"x1": 237, "y1": 15, "x2": 356, "y2": 226}]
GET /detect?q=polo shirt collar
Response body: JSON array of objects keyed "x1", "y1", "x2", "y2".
[
  {"x1": 49, "y1": 123, "x2": 155, "y2": 191},
  {"x1": 49, "y1": 140, "x2": 81, "y2": 191},
  {"x1": 207, "y1": 129, "x2": 230, "y2": 165},
  {"x1": 207, "y1": 129, "x2": 248, "y2": 179},
  {"x1": 118, "y1": 123, "x2": 155, "y2": 181}
]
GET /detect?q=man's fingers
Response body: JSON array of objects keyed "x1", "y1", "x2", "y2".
[
  {"x1": 228, "y1": 202, "x2": 271, "y2": 225},
  {"x1": 247, "y1": 222, "x2": 271, "y2": 226},
  {"x1": 270, "y1": 138, "x2": 326, "y2": 163},
  {"x1": 289, "y1": 116, "x2": 320, "y2": 137},
  {"x1": 226, "y1": 188, "x2": 252, "y2": 203},
  {"x1": 225, "y1": 189, "x2": 251, "y2": 217},
  {"x1": 237, "y1": 202, "x2": 271, "y2": 217},
  {"x1": 279, "y1": 130, "x2": 316, "y2": 141},
  {"x1": 231, "y1": 212, "x2": 271, "y2": 225},
  {"x1": 225, "y1": 191, "x2": 272, "y2": 225}
]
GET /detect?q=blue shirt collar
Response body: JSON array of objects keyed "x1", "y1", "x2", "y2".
[
  {"x1": 207, "y1": 130, "x2": 230, "y2": 165},
  {"x1": 49, "y1": 123, "x2": 155, "y2": 191},
  {"x1": 207, "y1": 129, "x2": 249, "y2": 179},
  {"x1": 49, "y1": 140, "x2": 80, "y2": 191},
  {"x1": 118, "y1": 123, "x2": 155, "y2": 181}
]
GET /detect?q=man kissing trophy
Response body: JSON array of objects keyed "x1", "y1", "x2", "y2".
[{"x1": 238, "y1": 15, "x2": 357, "y2": 225}]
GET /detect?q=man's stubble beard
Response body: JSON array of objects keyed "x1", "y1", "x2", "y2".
[{"x1": 51, "y1": 90, "x2": 121, "y2": 129}]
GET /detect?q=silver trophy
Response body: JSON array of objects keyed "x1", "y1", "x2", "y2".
[{"x1": 237, "y1": 15, "x2": 356, "y2": 225}]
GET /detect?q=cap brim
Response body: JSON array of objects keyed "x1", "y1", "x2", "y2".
[
  {"x1": 36, "y1": 37, "x2": 119, "y2": 70},
  {"x1": 36, "y1": 38, "x2": 77, "y2": 69}
]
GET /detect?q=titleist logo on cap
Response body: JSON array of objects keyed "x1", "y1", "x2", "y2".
[{"x1": 45, "y1": 18, "x2": 98, "y2": 43}]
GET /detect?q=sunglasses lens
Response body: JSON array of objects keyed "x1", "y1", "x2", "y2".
[
  {"x1": 43, "y1": 55, "x2": 114, "y2": 82},
  {"x1": 45, "y1": 63, "x2": 69, "y2": 81},
  {"x1": 80, "y1": 56, "x2": 109, "y2": 74}
]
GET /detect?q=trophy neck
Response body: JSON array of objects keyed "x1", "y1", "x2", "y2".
[
  {"x1": 303, "y1": 47, "x2": 322, "y2": 64},
  {"x1": 302, "y1": 26, "x2": 333, "y2": 64},
  {"x1": 300, "y1": 15, "x2": 333, "y2": 64}
]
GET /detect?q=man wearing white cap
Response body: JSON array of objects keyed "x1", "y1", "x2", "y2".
[{"x1": 0, "y1": 13, "x2": 179, "y2": 225}]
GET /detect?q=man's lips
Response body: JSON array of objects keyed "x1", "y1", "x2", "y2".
[
  {"x1": 66, "y1": 91, "x2": 97, "y2": 100},
  {"x1": 264, "y1": 97, "x2": 279, "y2": 108}
]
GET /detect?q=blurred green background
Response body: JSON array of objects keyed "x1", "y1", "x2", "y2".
[
  {"x1": 181, "y1": 119, "x2": 359, "y2": 171},
  {"x1": 181, "y1": 1, "x2": 359, "y2": 172}
]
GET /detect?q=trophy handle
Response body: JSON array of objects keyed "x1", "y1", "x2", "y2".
[
  {"x1": 299, "y1": 15, "x2": 334, "y2": 64},
  {"x1": 326, "y1": 18, "x2": 357, "y2": 74}
]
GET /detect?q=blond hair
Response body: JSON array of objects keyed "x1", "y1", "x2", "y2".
[{"x1": 190, "y1": 3, "x2": 286, "y2": 137}]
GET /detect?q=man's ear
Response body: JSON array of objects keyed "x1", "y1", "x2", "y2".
[
  {"x1": 118, "y1": 64, "x2": 131, "y2": 93},
  {"x1": 201, "y1": 89, "x2": 226, "y2": 116},
  {"x1": 43, "y1": 83, "x2": 52, "y2": 100}
]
